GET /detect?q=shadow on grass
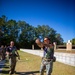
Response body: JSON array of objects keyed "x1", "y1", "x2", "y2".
[
  {"x1": 3, "y1": 65, "x2": 9, "y2": 68},
  {"x1": 1, "y1": 70, "x2": 9, "y2": 74},
  {"x1": 0, "y1": 64, "x2": 5, "y2": 68},
  {"x1": 0, "y1": 64, "x2": 9, "y2": 74},
  {"x1": 1, "y1": 70, "x2": 40, "y2": 75},
  {"x1": 16, "y1": 71, "x2": 40, "y2": 75}
]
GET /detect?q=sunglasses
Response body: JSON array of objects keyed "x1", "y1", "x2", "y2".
[{"x1": 44, "y1": 40, "x2": 47, "y2": 41}]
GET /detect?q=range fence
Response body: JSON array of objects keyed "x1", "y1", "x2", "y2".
[{"x1": 56, "y1": 45, "x2": 75, "y2": 50}]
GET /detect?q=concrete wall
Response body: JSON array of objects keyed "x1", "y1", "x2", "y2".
[
  {"x1": 54, "y1": 52, "x2": 75, "y2": 66},
  {"x1": 20, "y1": 49, "x2": 75, "y2": 67}
]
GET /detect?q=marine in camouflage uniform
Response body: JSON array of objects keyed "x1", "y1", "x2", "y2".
[
  {"x1": 0, "y1": 46, "x2": 2, "y2": 60},
  {"x1": 0, "y1": 45, "x2": 5, "y2": 60},
  {"x1": 6, "y1": 41, "x2": 20, "y2": 75},
  {"x1": 36, "y1": 37, "x2": 54, "y2": 75}
]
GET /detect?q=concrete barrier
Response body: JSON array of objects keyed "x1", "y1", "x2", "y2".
[
  {"x1": 54, "y1": 52, "x2": 75, "y2": 66},
  {"x1": 20, "y1": 49, "x2": 75, "y2": 67}
]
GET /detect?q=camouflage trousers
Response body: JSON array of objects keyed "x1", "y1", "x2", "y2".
[
  {"x1": 9, "y1": 56, "x2": 16, "y2": 73},
  {"x1": 0, "y1": 53, "x2": 2, "y2": 60},
  {"x1": 40, "y1": 59, "x2": 53, "y2": 75}
]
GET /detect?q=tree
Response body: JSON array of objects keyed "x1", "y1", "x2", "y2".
[
  {"x1": 0, "y1": 15, "x2": 64, "y2": 48},
  {"x1": 17, "y1": 21, "x2": 35, "y2": 48},
  {"x1": 6, "y1": 19, "x2": 18, "y2": 42},
  {"x1": 34, "y1": 25, "x2": 63, "y2": 44},
  {"x1": 0, "y1": 15, "x2": 7, "y2": 45},
  {"x1": 71, "y1": 38, "x2": 75, "y2": 45},
  {"x1": 55, "y1": 33, "x2": 63, "y2": 44}
]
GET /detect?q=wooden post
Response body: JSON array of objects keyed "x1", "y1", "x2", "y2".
[
  {"x1": 53, "y1": 42, "x2": 56, "y2": 50},
  {"x1": 32, "y1": 44, "x2": 34, "y2": 50}
]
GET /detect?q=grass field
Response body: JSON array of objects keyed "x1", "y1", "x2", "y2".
[{"x1": 1, "y1": 51, "x2": 75, "y2": 75}]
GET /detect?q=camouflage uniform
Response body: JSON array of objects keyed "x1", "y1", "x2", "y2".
[
  {"x1": 6, "y1": 46, "x2": 18, "y2": 74},
  {"x1": 40, "y1": 47, "x2": 54, "y2": 75},
  {"x1": 0, "y1": 45, "x2": 5, "y2": 60},
  {"x1": 0, "y1": 48, "x2": 2, "y2": 60}
]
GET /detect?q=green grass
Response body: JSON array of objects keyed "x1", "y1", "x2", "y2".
[{"x1": 1, "y1": 51, "x2": 75, "y2": 75}]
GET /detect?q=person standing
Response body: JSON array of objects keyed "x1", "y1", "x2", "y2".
[
  {"x1": 35, "y1": 37, "x2": 54, "y2": 75},
  {"x1": 0, "y1": 46, "x2": 3, "y2": 60},
  {"x1": 0, "y1": 45, "x2": 5, "y2": 60},
  {"x1": 6, "y1": 41, "x2": 20, "y2": 75}
]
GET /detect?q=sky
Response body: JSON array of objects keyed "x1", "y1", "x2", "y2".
[{"x1": 0, "y1": 0, "x2": 75, "y2": 42}]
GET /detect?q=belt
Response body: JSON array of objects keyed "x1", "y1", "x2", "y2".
[{"x1": 43, "y1": 57, "x2": 52, "y2": 61}]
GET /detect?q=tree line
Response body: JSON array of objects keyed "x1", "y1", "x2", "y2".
[{"x1": 0, "y1": 15, "x2": 64, "y2": 49}]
